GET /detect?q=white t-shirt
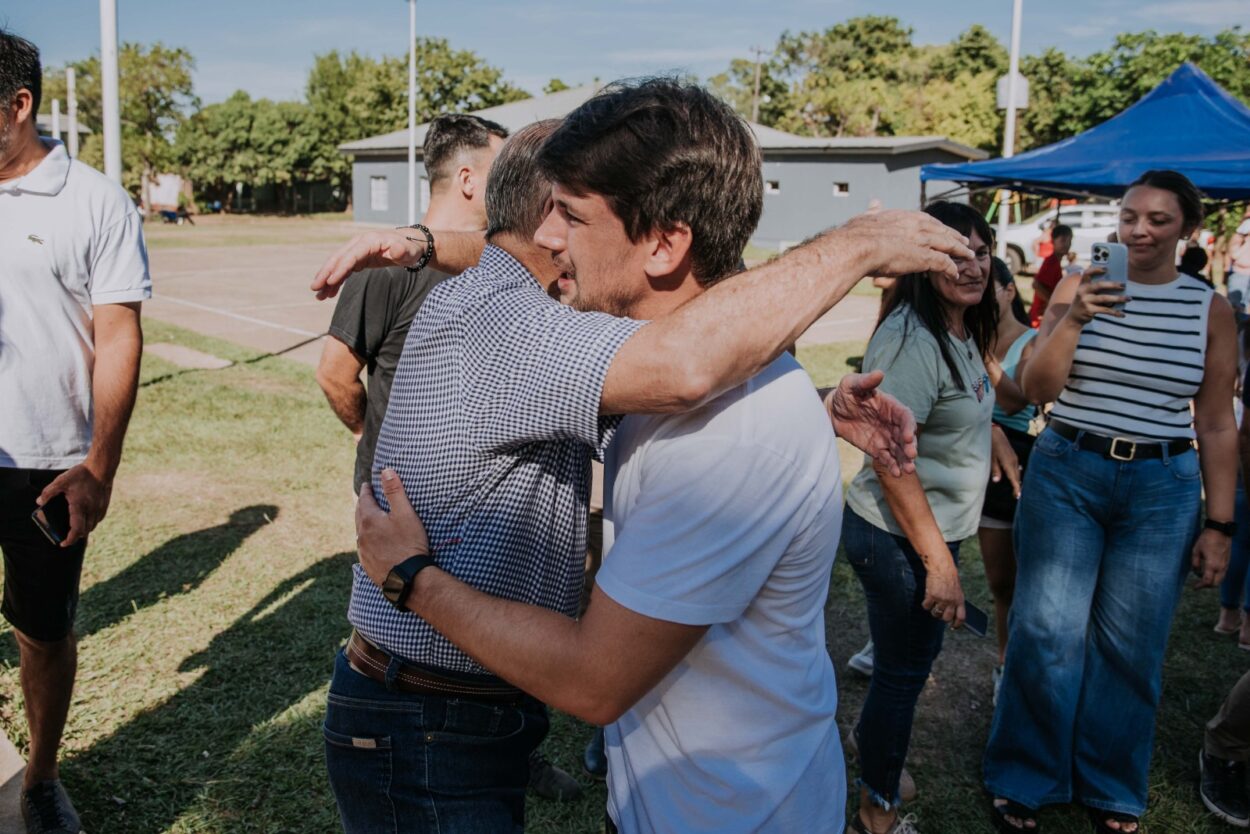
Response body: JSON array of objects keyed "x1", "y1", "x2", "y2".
[
  {"x1": 597, "y1": 353, "x2": 846, "y2": 834},
  {"x1": 0, "y1": 140, "x2": 151, "y2": 469}
]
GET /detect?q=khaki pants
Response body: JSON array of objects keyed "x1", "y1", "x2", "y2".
[{"x1": 1207, "y1": 669, "x2": 1250, "y2": 761}]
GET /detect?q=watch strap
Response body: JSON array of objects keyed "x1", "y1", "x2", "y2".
[
  {"x1": 384, "y1": 553, "x2": 437, "y2": 610},
  {"x1": 1205, "y1": 518, "x2": 1237, "y2": 537}
]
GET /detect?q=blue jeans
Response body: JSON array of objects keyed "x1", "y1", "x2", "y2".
[
  {"x1": 983, "y1": 427, "x2": 1201, "y2": 816},
  {"x1": 1219, "y1": 478, "x2": 1250, "y2": 610},
  {"x1": 324, "y1": 648, "x2": 549, "y2": 833},
  {"x1": 1228, "y1": 272, "x2": 1250, "y2": 314},
  {"x1": 842, "y1": 505, "x2": 961, "y2": 809}
]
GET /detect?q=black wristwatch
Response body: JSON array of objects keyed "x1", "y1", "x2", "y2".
[
  {"x1": 1205, "y1": 518, "x2": 1238, "y2": 538},
  {"x1": 381, "y1": 554, "x2": 438, "y2": 611},
  {"x1": 398, "y1": 223, "x2": 435, "y2": 274}
]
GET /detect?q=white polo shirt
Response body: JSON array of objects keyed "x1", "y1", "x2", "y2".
[{"x1": 0, "y1": 139, "x2": 151, "y2": 470}]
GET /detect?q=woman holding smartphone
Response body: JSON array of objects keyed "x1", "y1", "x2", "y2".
[
  {"x1": 984, "y1": 170, "x2": 1238, "y2": 834},
  {"x1": 844, "y1": 202, "x2": 1019, "y2": 834}
]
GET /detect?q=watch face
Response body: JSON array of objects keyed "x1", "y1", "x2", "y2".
[{"x1": 382, "y1": 570, "x2": 407, "y2": 603}]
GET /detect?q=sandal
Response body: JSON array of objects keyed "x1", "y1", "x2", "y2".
[
  {"x1": 991, "y1": 798, "x2": 1040, "y2": 832},
  {"x1": 1086, "y1": 808, "x2": 1139, "y2": 833}
]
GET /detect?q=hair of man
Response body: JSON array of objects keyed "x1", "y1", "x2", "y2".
[
  {"x1": 485, "y1": 118, "x2": 561, "y2": 243},
  {"x1": 422, "y1": 113, "x2": 508, "y2": 189},
  {"x1": 0, "y1": 28, "x2": 41, "y2": 116},
  {"x1": 1128, "y1": 169, "x2": 1206, "y2": 234},
  {"x1": 1052, "y1": 223, "x2": 1073, "y2": 240},
  {"x1": 536, "y1": 76, "x2": 763, "y2": 288},
  {"x1": 878, "y1": 200, "x2": 1000, "y2": 389}
]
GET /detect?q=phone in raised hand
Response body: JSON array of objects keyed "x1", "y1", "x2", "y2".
[{"x1": 1090, "y1": 242, "x2": 1129, "y2": 310}]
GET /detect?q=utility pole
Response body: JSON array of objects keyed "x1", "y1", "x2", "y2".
[
  {"x1": 66, "y1": 67, "x2": 79, "y2": 158},
  {"x1": 99, "y1": 0, "x2": 122, "y2": 183},
  {"x1": 749, "y1": 46, "x2": 766, "y2": 122},
  {"x1": 407, "y1": 0, "x2": 418, "y2": 225},
  {"x1": 996, "y1": 0, "x2": 1025, "y2": 261}
]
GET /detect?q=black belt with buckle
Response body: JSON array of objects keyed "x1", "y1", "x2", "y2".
[{"x1": 1050, "y1": 419, "x2": 1193, "y2": 462}]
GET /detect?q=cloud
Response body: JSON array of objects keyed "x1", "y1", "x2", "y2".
[{"x1": 1141, "y1": 1, "x2": 1250, "y2": 26}]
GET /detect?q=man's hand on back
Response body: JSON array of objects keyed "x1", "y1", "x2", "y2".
[
  {"x1": 825, "y1": 371, "x2": 918, "y2": 477},
  {"x1": 311, "y1": 230, "x2": 427, "y2": 300},
  {"x1": 834, "y1": 209, "x2": 972, "y2": 281}
]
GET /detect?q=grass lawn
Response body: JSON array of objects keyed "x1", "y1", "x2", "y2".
[{"x1": 0, "y1": 326, "x2": 1239, "y2": 832}]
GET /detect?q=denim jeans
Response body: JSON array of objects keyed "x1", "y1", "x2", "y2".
[
  {"x1": 1228, "y1": 272, "x2": 1250, "y2": 314},
  {"x1": 842, "y1": 505, "x2": 961, "y2": 809},
  {"x1": 1219, "y1": 478, "x2": 1250, "y2": 610},
  {"x1": 324, "y1": 648, "x2": 549, "y2": 833},
  {"x1": 983, "y1": 427, "x2": 1201, "y2": 816}
]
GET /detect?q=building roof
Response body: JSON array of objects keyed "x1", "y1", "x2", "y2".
[
  {"x1": 35, "y1": 113, "x2": 91, "y2": 135},
  {"x1": 339, "y1": 84, "x2": 987, "y2": 161}
]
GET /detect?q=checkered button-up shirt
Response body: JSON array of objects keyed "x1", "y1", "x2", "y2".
[{"x1": 349, "y1": 245, "x2": 645, "y2": 673}]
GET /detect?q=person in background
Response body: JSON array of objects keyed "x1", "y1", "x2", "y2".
[
  {"x1": 978, "y1": 257, "x2": 1039, "y2": 705},
  {"x1": 1200, "y1": 668, "x2": 1250, "y2": 828},
  {"x1": 985, "y1": 170, "x2": 1237, "y2": 834},
  {"x1": 0, "y1": 29, "x2": 150, "y2": 834},
  {"x1": 1028, "y1": 223, "x2": 1072, "y2": 327},
  {"x1": 1227, "y1": 210, "x2": 1250, "y2": 314},
  {"x1": 1215, "y1": 324, "x2": 1250, "y2": 647},
  {"x1": 843, "y1": 201, "x2": 1019, "y2": 834},
  {"x1": 1063, "y1": 250, "x2": 1083, "y2": 277}
]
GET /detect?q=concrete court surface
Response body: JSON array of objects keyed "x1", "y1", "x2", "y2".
[{"x1": 141, "y1": 223, "x2": 880, "y2": 369}]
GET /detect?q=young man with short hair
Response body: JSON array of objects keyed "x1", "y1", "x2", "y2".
[
  {"x1": 340, "y1": 79, "x2": 968, "y2": 833},
  {"x1": 1029, "y1": 222, "x2": 1073, "y2": 326},
  {"x1": 0, "y1": 29, "x2": 148, "y2": 834}
]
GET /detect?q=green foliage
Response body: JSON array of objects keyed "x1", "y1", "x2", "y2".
[
  {"x1": 42, "y1": 43, "x2": 198, "y2": 191},
  {"x1": 711, "y1": 19, "x2": 1250, "y2": 156},
  {"x1": 543, "y1": 78, "x2": 572, "y2": 94}
]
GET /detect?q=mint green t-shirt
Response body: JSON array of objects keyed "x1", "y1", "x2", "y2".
[{"x1": 847, "y1": 306, "x2": 995, "y2": 542}]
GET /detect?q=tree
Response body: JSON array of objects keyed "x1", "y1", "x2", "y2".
[
  {"x1": 930, "y1": 25, "x2": 1008, "y2": 80},
  {"x1": 707, "y1": 57, "x2": 789, "y2": 124},
  {"x1": 42, "y1": 43, "x2": 198, "y2": 192},
  {"x1": 543, "y1": 78, "x2": 571, "y2": 94},
  {"x1": 305, "y1": 39, "x2": 529, "y2": 186}
]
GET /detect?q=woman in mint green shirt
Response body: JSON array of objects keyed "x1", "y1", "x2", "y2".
[{"x1": 845, "y1": 202, "x2": 1019, "y2": 834}]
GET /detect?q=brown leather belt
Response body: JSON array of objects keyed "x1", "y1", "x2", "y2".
[{"x1": 345, "y1": 631, "x2": 523, "y2": 704}]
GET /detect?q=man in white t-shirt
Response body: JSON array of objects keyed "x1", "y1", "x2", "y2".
[
  {"x1": 0, "y1": 30, "x2": 149, "y2": 834},
  {"x1": 349, "y1": 80, "x2": 950, "y2": 834}
]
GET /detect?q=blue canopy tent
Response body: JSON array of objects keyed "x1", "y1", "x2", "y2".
[{"x1": 921, "y1": 63, "x2": 1250, "y2": 201}]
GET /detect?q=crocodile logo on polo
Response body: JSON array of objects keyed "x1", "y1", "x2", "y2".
[{"x1": 27, "y1": 234, "x2": 44, "y2": 245}]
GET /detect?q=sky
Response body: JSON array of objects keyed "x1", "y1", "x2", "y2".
[{"x1": 8, "y1": 0, "x2": 1249, "y2": 105}]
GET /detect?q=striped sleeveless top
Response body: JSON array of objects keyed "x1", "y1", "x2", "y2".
[{"x1": 1049, "y1": 272, "x2": 1212, "y2": 441}]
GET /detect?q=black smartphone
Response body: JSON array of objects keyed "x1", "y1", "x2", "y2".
[
  {"x1": 31, "y1": 495, "x2": 71, "y2": 546},
  {"x1": 962, "y1": 601, "x2": 990, "y2": 638}
]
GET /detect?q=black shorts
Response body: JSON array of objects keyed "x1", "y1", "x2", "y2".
[
  {"x1": 981, "y1": 426, "x2": 1036, "y2": 523},
  {"x1": 0, "y1": 468, "x2": 86, "y2": 642}
]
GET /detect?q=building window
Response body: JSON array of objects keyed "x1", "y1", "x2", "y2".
[
  {"x1": 370, "y1": 176, "x2": 389, "y2": 211},
  {"x1": 765, "y1": 180, "x2": 781, "y2": 195},
  {"x1": 833, "y1": 182, "x2": 850, "y2": 197}
]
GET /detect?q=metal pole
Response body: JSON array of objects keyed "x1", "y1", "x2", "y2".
[
  {"x1": 997, "y1": 0, "x2": 1023, "y2": 260},
  {"x1": 407, "y1": 0, "x2": 417, "y2": 225},
  {"x1": 51, "y1": 99, "x2": 61, "y2": 143},
  {"x1": 100, "y1": 0, "x2": 122, "y2": 183},
  {"x1": 67, "y1": 67, "x2": 79, "y2": 158},
  {"x1": 750, "y1": 47, "x2": 763, "y2": 122}
]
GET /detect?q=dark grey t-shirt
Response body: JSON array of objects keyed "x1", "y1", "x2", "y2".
[{"x1": 328, "y1": 265, "x2": 450, "y2": 492}]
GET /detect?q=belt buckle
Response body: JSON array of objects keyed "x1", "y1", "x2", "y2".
[{"x1": 1109, "y1": 437, "x2": 1136, "y2": 461}]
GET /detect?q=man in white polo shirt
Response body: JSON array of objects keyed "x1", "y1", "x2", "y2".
[{"x1": 0, "y1": 29, "x2": 149, "y2": 834}]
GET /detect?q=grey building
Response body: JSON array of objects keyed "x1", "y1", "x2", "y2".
[{"x1": 340, "y1": 85, "x2": 986, "y2": 249}]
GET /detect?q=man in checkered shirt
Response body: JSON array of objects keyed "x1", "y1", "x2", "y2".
[{"x1": 316, "y1": 89, "x2": 970, "y2": 832}]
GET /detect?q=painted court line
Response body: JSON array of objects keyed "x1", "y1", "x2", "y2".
[{"x1": 154, "y1": 295, "x2": 322, "y2": 338}]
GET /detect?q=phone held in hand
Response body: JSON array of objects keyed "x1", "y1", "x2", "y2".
[
  {"x1": 31, "y1": 496, "x2": 70, "y2": 546},
  {"x1": 962, "y1": 601, "x2": 990, "y2": 638},
  {"x1": 1091, "y1": 242, "x2": 1129, "y2": 310}
]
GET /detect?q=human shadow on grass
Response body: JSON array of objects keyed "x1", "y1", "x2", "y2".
[
  {"x1": 0, "y1": 505, "x2": 278, "y2": 670},
  {"x1": 62, "y1": 550, "x2": 355, "y2": 833}
]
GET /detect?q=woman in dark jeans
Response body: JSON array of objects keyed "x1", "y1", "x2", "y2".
[
  {"x1": 844, "y1": 202, "x2": 1019, "y2": 834},
  {"x1": 985, "y1": 170, "x2": 1238, "y2": 834}
]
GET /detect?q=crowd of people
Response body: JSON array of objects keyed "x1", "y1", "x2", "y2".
[{"x1": 3, "y1": 23, "x2": 1250, "y2": 834}]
